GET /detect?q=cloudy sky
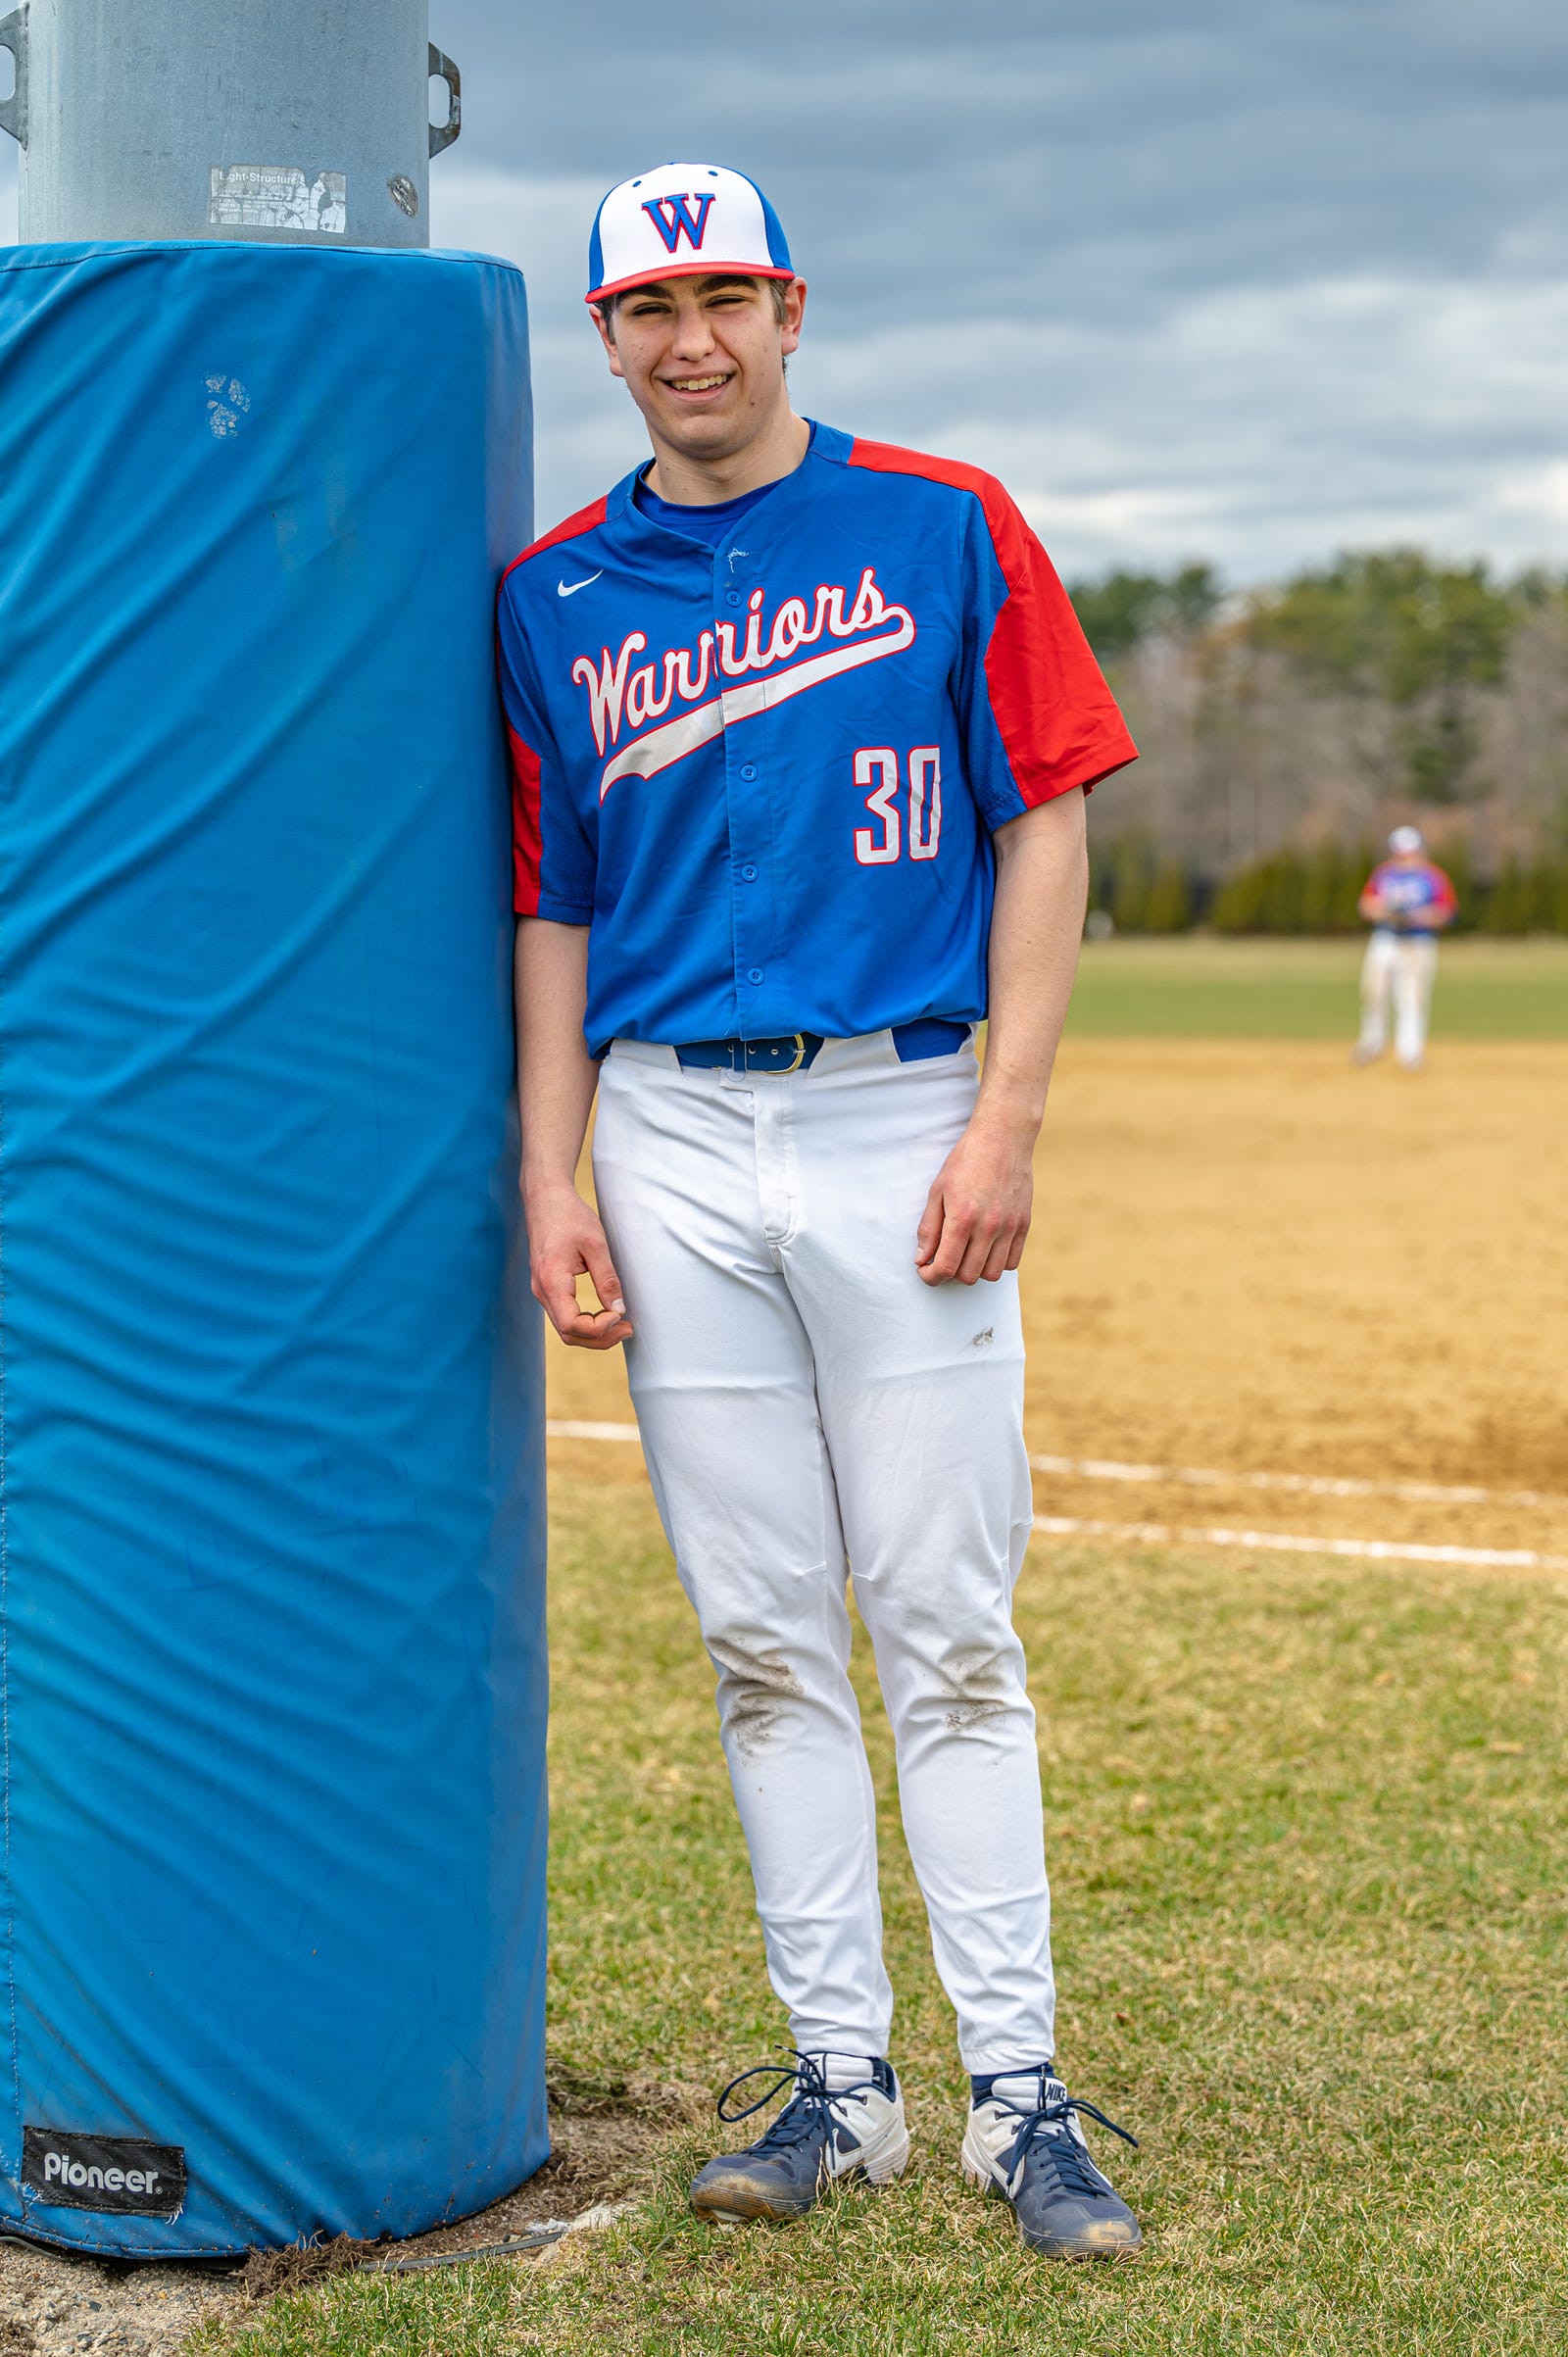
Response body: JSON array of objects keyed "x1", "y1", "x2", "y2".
[{"x1": 3, "y1": 1, "x2": 1563, "y2": 581}]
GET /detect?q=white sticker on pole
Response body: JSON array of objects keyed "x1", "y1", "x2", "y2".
[{"x1": 209, "y1": 168, "x2": 347, "y2": 233}]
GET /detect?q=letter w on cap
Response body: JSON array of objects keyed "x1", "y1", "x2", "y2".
[{"x1": 641, "y1": 192, "x2": 715, "y2": 254}]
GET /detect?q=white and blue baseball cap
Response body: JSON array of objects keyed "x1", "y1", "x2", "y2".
[{"x1": 586, "y1": 162, "x2": 795, "y2": 306}]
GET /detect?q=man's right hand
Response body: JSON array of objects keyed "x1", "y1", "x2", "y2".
[{"x1": 526, "y1": 1186, "x2": 633, "y2": 1350}]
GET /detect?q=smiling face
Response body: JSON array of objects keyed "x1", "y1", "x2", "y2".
[{"x1": 592, "y1": 272, "x2": 808, "y2": 490}]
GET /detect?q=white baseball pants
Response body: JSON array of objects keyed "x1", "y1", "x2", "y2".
[
  {"x1": 592, "y1": 1030, "x2": 1054, "y2": 2073},
  {"x1": 1358, "y1": 930, "x2": 1439, "y2": 1066}
]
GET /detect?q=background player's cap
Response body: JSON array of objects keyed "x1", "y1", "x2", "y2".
[
  {"x1": 1389, "y1": 824, "x2": 1425, "y2": 855},
  {"x1": 586, "y1": 163, "x2": 795, "y2": 306}
]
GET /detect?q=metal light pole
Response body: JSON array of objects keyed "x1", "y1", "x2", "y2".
[
  {"x1": 0, "y1": 0, "x2": 460, "y2": 245},
  {"x1": 0, "y1": 0, "x2": 543, "y2": 2263}
]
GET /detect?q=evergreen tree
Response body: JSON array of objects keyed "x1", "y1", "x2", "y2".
[
  {"x1": 1210, "y1": 862, "x2": 1267, "y2": 933},
  {"x1": 1553, "y1": 860, "x2": 1568, "y2": 935},
  {"x1": 1261, "y1": 852, "x2": 1308, "y2": 933},
  {"x1": 1068, "y1": 564, "x2": 1223, "y2": 663},
  {"x1": 1300, "y1": 841, "x2": 1350, "y2": 932},
  {"x1": 1243, "y1": 550, "x2": 1514, "y2": 805},
  {"x1": 1480, "y1": 859, "x2": 1534, "y2": 936},
  {"x1": 1109, "y1": 838, "x2": 1152, "y2": 932},
  {"x1": 1529, "y1": 857, "x2": 1568, "y2": 932},
  {"x1": 1439, "y1": 838, "x2": 1474, "y2": 933},
  {"x1": 1143, "y1": 859, "x2": 1194, "y2": 933}
]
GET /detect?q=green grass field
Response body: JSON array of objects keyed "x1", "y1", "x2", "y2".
[
  {"x1": 1066, "y1": 937, "x2": 1568, "y2": 1038},
  {"x1": 193, "y1": 940, "x2": 1568, "y2": 2356},
  {"x1": 201, "y1": 1484, "x2": 1568, "y2": 2357}
]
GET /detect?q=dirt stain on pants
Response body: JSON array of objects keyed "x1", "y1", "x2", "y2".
[{"x1": 709, "y1": 1637, "x2": 806, "y2": 1759}]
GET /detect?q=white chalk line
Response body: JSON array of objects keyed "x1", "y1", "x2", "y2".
[
  {"x1": 1029, "y1": 1452, "x2": 1563, "y2": 1512},
  {"x1": 549, "y1": 1422, "x2": 1565, "y2": 1515},
  {"x1": 1030, "y1": 1515, "x2": 1568, "y2": 1574},
  {"x1": 545, "y1": 1421, "x2": 1568, "y2": 1570}
]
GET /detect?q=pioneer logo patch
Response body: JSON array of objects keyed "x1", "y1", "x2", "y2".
[{"x1": 23, "y1": 2128, "x2": 186, "y2": 2218}]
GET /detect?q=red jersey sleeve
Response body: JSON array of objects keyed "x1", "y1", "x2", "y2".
[
  {"x1": 849, "y1": 439, "x2": 1138, "y2": 826},
  {"x1": 496, "y1": 508, "x2": 609, "y2": 921}
]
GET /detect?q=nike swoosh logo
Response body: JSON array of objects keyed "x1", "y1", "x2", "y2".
[
  {"x1": 598, "y1": 608, "x2": 917, "y2": 801},
  {"x1": 557, "y1": 571, "x2": 604, "y2": 598}
]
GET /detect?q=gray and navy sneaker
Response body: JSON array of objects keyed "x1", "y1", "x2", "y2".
[
  {"x1": 689, "y1": 2049, "x2": 910, "y2": 2224},
  {"x1": 962, "y1": 2065, "x2": 1141, "y2": 2259}
]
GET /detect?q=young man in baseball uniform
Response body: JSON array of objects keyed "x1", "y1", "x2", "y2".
[
  {"x1": 1352, "y1": 824, "x2": 1458, "y2": 1071},
  {"x1": 500, "y1": 164, "x2": 1142, "y2": 2260}
]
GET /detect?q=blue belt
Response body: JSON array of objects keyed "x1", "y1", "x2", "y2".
[{"x1": 672, "y1": 1018, "x2": 970, "y2": 1074}]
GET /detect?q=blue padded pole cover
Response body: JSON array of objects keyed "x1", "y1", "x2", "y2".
[{"x1": 0, "y1": 242, "x2": 544, "y2": 2256}]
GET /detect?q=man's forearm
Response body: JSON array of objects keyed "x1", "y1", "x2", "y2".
[
  {"x1": 976, "y1": 787, "x2": 1089, "y2": 1143},
  {"x1": 514, "y1": 918, "x2": 633, "y2": 1348},
  {"x1": 912, "y1": 788, "x2": 1087, "y2": 1286},
  {"x1": 514, "y1": 917, "x2": 599, "y2": 1203}
]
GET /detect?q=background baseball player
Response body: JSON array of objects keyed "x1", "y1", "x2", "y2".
[
  {"x1": 499, "y1": 162, "x2": 1143, "y2": 2260},
  {"x1": 1352, "y1": 824, "x2": 1458, "y2": 1070}
]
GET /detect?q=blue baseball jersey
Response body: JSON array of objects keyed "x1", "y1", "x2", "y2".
[
  {"x1": 497, "y1": 422, "x2": 1137, "y2": 1055},
  {"x1": 1364, "y1": 859, "x2": 1457, "y2": 935}
]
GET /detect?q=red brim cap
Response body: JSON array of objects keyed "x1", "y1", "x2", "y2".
[{"x1": 586, "y1": 163, "x2": 795, "y2": 306}]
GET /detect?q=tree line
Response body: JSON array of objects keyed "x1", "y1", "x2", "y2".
[
  {"x1": 1069, "y1": 550, "x2": 1568, "y2": 933},
  {"x1": 1092, "y1": 834, "x2": 1568, "y2": 936}
]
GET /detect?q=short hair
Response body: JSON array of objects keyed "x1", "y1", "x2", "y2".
[{"x1": 595, "y1": 274, "x2": 793, "y2": 336}]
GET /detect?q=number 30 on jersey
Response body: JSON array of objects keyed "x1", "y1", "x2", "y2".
[{"x1": 853, "y1": 746, "x2": 943, "y2": 866}]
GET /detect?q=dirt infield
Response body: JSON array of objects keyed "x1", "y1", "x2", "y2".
[{"x1": 546, "y1": 1040, "x2": 1568, "y2": 1566}]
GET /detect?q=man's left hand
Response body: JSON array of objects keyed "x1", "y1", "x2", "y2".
[{"x1": 914, "y1": 1121, "x2": 1034, "y2": 1286}]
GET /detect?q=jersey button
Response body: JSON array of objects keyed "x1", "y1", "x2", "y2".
[
  {"x1": 739, "y1": 762, "x2": 758, "y2": 782},
  {"x1": 725, "y1": 589, "x2": 742, "y2": 608},
  {"x1": 747, "y1": 966, "x2": 763, "y2": 985},
  {"x1": 740, "y1": 863, "x2": 759, "y2": 882}
]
